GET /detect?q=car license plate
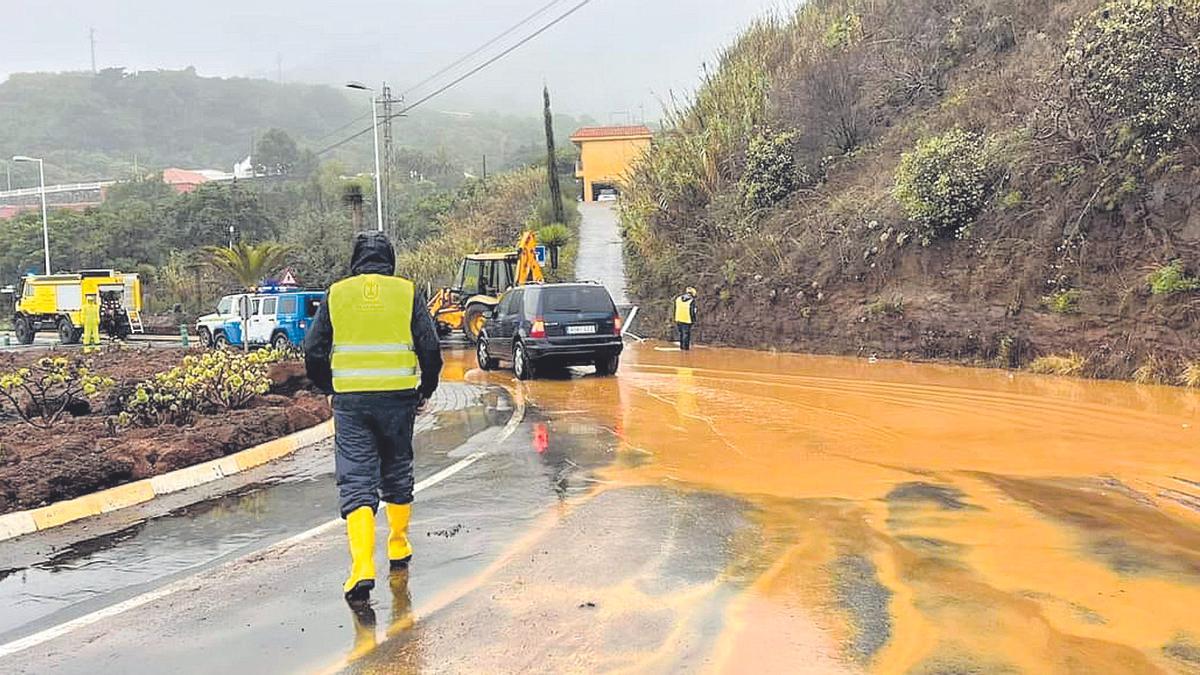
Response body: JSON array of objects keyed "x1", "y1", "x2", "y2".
[{"x1": 567, "y1": 324, "x2": 596, "y2": 335}]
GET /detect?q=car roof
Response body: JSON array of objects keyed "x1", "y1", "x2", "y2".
[
  {"x1": 521, "y1": 283, "x2": 613, "y2": 296},
  {"x1": 531, "y1": 282, "x2": 607, "y2": 290}
]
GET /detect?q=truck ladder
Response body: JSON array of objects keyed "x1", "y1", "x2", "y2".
[{"x1": 125, "y1": 308, "x2": 145, "y2": 335}]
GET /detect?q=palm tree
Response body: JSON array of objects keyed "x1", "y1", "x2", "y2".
[{"x1": 204, "y1": 241, "x2": 294, "y2": 290}]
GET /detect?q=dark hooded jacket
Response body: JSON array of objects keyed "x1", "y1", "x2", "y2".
[{"x1": 304, "y1": 231, "x2": 443, "y2": 398}]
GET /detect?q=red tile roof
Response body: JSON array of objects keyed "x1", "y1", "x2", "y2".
[
  {"x1": 570, "y1": 125, "x2": 653, "y2": 141},
  {"x1": 162, "y1": 168, "x2": 211, "y2": 185}
]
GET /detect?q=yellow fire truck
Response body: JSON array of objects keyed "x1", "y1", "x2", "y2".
[{"x1": 13, "y1": 270, "x2": 144, "y2": 344}]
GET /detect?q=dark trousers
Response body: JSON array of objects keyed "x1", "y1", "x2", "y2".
[
  {"x1": 333, "y1": 392, "x2": 418, "y2": 518},
  {"x1": 677, "y1": 322, "x2": 693, "y2": 350}
]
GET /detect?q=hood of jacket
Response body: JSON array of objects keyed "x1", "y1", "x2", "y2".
[{"x1": 349, "y1": 231, "x2": 396, "y2": 276}]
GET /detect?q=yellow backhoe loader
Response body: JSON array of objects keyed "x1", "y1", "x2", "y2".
[{"x1": 427, "y1": 231, "x2": 544, "y2": 343}]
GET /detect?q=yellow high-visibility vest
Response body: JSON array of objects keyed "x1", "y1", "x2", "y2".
[
  {"x1": 328, "y1": 274, "x2": 419, "y2": 393},
  {"x1": 674, "y1": 295, "x2": 694, "y2": 324},
  {"x1": 83, "y1": 302, "x2": 100, "y2": 326}
]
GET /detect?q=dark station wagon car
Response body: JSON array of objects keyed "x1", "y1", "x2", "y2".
[{"x1": 476, "y1": 283, "x2": 624, "y2": 380}]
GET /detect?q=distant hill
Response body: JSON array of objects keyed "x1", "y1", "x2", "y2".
[
  {"x1": 0, "y1": 68, "x2": 591, "y2": 183},
  {"x1": 0, "y1": 68, "x2": 357, "y2": 182}
]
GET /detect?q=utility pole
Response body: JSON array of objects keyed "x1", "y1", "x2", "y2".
[
  {"x1": 381, "y1": 82, "x2": 394, "y2": 233},
  {"x1": 543, "y1": 86, "x2": 565, "y2": 225},
  {"x1": 89, "y1": 28, "x2": 96, "y2": 74},
  {"x1": 378, "y1": 83, "x2": 403, "y2": 234},
  {"x1": 482, "y1": 154, "x2": 487, "y2": 183},
  {"x1": 276, "y1": 53, "x2": 283, "y2": 83}
]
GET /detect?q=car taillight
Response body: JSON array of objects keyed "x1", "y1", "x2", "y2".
[
  {"x1": 613, "y1": 315, "x2": 623, "y2": 335},
  {"x1": 299, "y1": 321, "x2": 306, "y2": 329},
  {"x1": 530, "y1": 318, "x2": 546, "y2": 339}
]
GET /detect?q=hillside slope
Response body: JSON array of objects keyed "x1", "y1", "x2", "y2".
[{"x1": 622, "y1": 0, "x2": 1200, "y2": 383}]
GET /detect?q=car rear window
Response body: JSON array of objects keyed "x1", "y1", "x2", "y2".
[
  {"x1": 542, "y1": 286, "x2": 614, "y2": 313},
  {"x1": 278, "y1": 296, "x2": 297, "y2": 314}
]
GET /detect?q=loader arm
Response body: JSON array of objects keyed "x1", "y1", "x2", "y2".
[{"x1": 514, "y1": 231, "x2": 545, "y2": 286}]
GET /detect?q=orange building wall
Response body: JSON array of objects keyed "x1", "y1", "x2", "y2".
[{"x1": 573, "y1": 133, "x2": 652, "y2": 202}]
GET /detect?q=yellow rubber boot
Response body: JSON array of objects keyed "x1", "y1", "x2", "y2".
[
  {"x1": 343, "y1": 506, "x2": 376, "y2": 600},
  {"x1": 386, "y1": 503, "x2": 413, "y2": 569}
]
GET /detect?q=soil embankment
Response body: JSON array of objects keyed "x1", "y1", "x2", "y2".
[
  {"x1": 0, "y1": 348, "x2": 330, "y2": 514},
  {"x1": 620, "y1": 0, "x2": 1200, "y2": 383}
]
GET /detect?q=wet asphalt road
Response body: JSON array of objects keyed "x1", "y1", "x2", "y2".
[
  {"x1": 0, "y1": 381, "x2": 505, "y2": 642},
  {"x1": 576, "y1": 203, "x2": 627, "y2": 305}
]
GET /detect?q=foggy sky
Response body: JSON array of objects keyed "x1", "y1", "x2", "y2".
[{"x1": 1, "y1": 0, "x2": 787, "y2": 119}]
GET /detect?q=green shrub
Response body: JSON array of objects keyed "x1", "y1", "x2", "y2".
[
  {"x1": 1029, "y1": 353, "x2": 1086, "y2": 376},
  {"x1": 824, "y1": 11, "x2": 863, "y2": 49},
  {"x1": 537, "y1": 223, "x2": 571, "y2": 248},
  {"x1": 999, "y1": 190, "x2": 1024, "y2": 210},
  {"x1": 1063, "y1": 0, "x2": 1200, "y2": 159},
  {"x1": 0, "y1": 357, "x2": 114, "y2": 428},
  {"x1": 119, "y1": 349, "x2": 284, "y2": 427},
  {"x1": 864, "y1": 296, "x2": 905, "y2": 318},
  {"x1": 740, "y1": 129, "x2": 803, "y2": 210},
  {"x1": 1041, "y1": 289, "x2": 1082, "y2": 314},
  {"x1": 1147, "y1": 260, "x2": 1200, "y2": 295},
  {"x1": 893, "y1": 129, "x2": 993, "y2": 240}
]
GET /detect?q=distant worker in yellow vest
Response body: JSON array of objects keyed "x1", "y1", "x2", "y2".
[
  {"x1": 674, "y1": 287, "x2": 698, "y2": 351},
  {"x1": 304, "y1": 231, "x2": 444, "y2": 602},
  {"x1": 82, "y1": 294, "x2": 101, "y2": 349}
]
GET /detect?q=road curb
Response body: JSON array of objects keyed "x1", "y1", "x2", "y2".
[{"x1": 0, "y1": 418, "x2": 335, "y2": 542}]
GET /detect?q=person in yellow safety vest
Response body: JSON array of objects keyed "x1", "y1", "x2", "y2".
[
  {"x1": 674, "y1": 287, "x2": 698, "y2": 351},
  {"x1": 82, "y1": 294, "x2": 101, "y2": 349},
  {"x1": 303, "y1": 231, "x2": 444, "y2": 603}
]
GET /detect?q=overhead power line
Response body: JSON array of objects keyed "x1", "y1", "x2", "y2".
[
  {"x1": 316, "y1": 0, "x2": 595, "y2": 157},
  {"x1": 311, "y1": 110, "x2": 373, "y2": 145},
  {"x1": 403, "y1": 0, "x2": 593, "y2": 115},
  {"x1": 402, "y1": 0, "x2": 571, "y2": 99}
]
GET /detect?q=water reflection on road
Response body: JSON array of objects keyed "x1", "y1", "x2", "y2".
[{"x1": 507, "y1": 343, "x2": 1200, "y2": 673}]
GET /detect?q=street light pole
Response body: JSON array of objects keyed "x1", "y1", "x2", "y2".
[
  {"x1": 346, "y1": 82, "x2": 385, "y2": 232},
  {"x1": 13, "y1": 156, "x2": 50, "y2": 274},
  {"x1": 369, "y1": 93, "x2": 384, "y2": 232}
]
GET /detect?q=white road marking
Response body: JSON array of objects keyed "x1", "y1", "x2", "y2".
[{"x1": 0, "y1": 387, "x2": 525, "y2": 659}]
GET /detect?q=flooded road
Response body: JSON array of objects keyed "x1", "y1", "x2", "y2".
[
  {"x1": 500, "y1": 345, "x2": 1200, "y2": 673},
  {"x1": 2, "y1": 344, "x2": 1198, "y2": 673}
]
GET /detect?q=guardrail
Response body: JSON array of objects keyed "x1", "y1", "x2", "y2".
[{"x1": 0, "y1": 181, "x2": 115, "y2": 201}]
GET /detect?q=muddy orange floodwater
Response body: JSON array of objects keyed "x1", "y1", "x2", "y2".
[{"x1": 519, "y1": 343, "x2": 1200, "y2": 673}]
